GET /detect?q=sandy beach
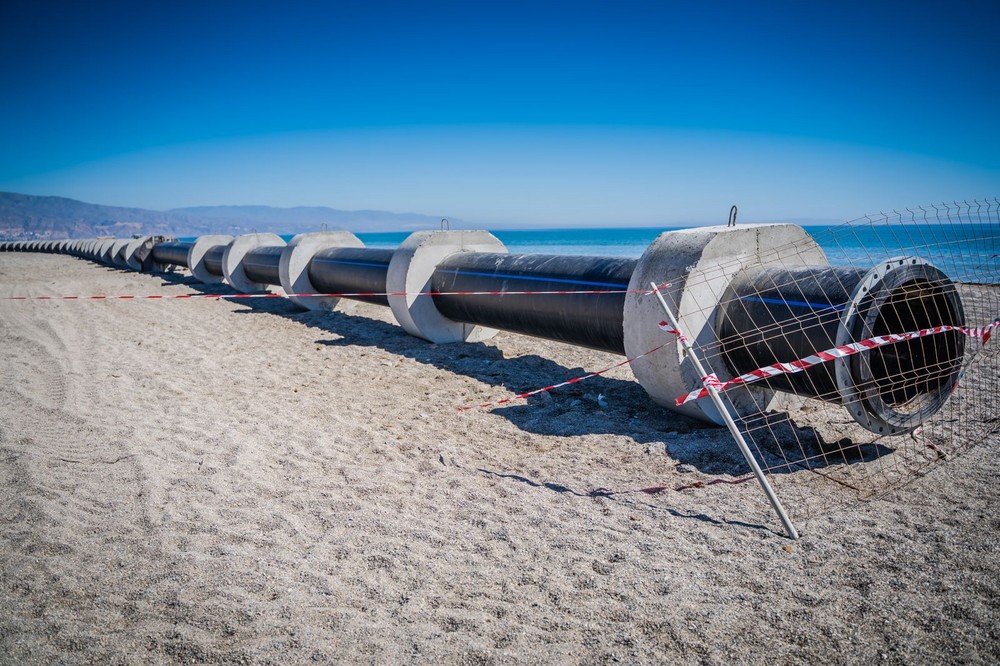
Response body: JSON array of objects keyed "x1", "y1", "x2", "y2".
[{"x1": 1, "y1": 251, "x2": 998, "y2": 665}]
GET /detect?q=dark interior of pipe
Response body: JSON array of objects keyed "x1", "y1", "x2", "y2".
[{"x1": 848, "y1": 264, "x2": 965, "y2": 433}]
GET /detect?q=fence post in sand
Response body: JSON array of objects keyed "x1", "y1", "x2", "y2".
[{"x1": 651, "y1": 281, "x2": 800, "y2": 541}]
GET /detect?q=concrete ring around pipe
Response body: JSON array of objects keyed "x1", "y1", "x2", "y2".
[
  {"x1": 387, "y1": 230, "x2": 508, "y2": 344},
  {"x1": 110, "y1": 239, "x2": 130, "y2": 268},
  {"x1": 223, "y1": 233, "x2": 287, "y2": 294},
  {"x1": 98, "y1": 239, "x2": 116, "y2": 265},
  {"x1": 103, "y1": 239, "x2": 118, "y2": 264},
  {"x1": 124, "y1": 236, "x2": 153, "y2": 271},
  {"x1": 279, "y1": 231, "x2": 364, "y2": 310},
  {"x1": 623, "y1": 224, "x2": 827, "y2": 426},
  {"x1": 188, "y1": 235, "x2": 234, "y2": 284}
]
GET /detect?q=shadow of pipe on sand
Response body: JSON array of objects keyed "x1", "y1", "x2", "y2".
[
  {"x1": 146, "y1": 272, "x2": 831, "y2": 535},
  {"x1": 153, "y1": 272, "x2": 874, "y2": 479}
]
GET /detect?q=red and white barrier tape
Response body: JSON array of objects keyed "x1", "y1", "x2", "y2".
[
  {"x1": 657, "y1": 321, "x2": 686, "y2": 342},
  {"x1": 456, "y1": 345, "x2": 665, "y2": 411},
  {"x1": 457, "y1": 328, "x2": 683, "y2": 411},
  {"x1": 674, "y1": 317, "x2": 999, "y2": 406},
  {"x1": 2, "y1": 282, "x2": 676, "y2": 301}
]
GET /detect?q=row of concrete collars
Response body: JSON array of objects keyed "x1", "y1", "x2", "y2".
[{"x1": 0, "y1": 226, "x2": 966, "y2": 437}]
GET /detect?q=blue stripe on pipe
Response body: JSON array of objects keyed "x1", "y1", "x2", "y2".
[
  {"x1": 741, "y1": 296, "x2": 845, "y2": 311},
  {"x1": 435, "y1": 268, "x2": 630, "y2": 290},
  {"x1": 321, "y1": 259, "x2": 391, "y2": 268}
]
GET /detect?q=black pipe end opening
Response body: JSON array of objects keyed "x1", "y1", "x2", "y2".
[
  {"x1": 717, "y1": 258, "x2": 966, "y2": 436},
  {"x1": 843, "y1": 259, "x2": 965, "y2": 435}
]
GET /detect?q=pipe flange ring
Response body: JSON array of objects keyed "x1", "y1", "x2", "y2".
[{"x1": 835, "y1": 256, "x2": 965, "y2": 435}]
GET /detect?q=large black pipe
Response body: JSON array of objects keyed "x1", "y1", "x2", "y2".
[
  {"x1": 203, "y1": 245, "x2": 226, "y2": 276},
  {"x1": 717, "y1": 261, "x2": 965, "y2": 433},
  {"x1": 431, "y1": 252, "x2": 637, "y2": 354},
  {"x1": 242, "y1": 246, "x2": 284, "y2": 285},
  {"x1": 151, "y1": 241, "x2": 194, "y2": 268},
  {"x1": 308, "y1": 247, "x2": 395, "y2": 306},
  {"x1": 718, "y1": 266, "x2": 863, "y2": 398}
]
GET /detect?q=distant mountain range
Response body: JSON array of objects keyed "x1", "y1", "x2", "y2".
[{"x1": 0, "y1": 192, "x2": 457, "y2": 240}]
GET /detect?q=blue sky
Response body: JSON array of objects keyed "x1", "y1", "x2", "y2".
[{"x1": 1, "y1": 0, "x2": 998, "y2": 227}]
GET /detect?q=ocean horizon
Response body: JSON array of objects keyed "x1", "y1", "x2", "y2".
[
  {"x1": 176, "y1": 222, "x2": 996, "y2": 284},
  {"x1": 354, "y1": 224, "x2": 997, "y2": 283}
]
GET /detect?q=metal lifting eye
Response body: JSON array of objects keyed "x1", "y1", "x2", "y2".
[{"x1": 728, "y1": 205, "x2": 738, "y2": 228}]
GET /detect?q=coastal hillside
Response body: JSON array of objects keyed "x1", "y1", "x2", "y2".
[{"x1": 0, "y1": 192, "x2": 450, "y2": 240}]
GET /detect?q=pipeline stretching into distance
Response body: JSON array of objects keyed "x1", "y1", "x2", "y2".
[{"x1": 0, "y1": 228, "x2": 968, "y2": 437}]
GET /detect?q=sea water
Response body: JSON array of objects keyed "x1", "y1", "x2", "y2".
[
  {"x1": 355, "y1": 224, "x2": 997, "y2": 283},
  {"x1": 357, "y1": 227, "x2": 665, "y2": 258},
  {"x1": 266, "y1": 223, "x2": 996, "y2": 284}
]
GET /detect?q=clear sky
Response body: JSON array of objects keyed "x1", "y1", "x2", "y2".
[{"x1": 1, "y1": 0, "x2": 998, "y2": 227}]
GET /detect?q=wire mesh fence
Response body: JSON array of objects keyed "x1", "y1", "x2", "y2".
[{"x1": 667, "y1": 198, "x2": 999, "y2": 523}]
